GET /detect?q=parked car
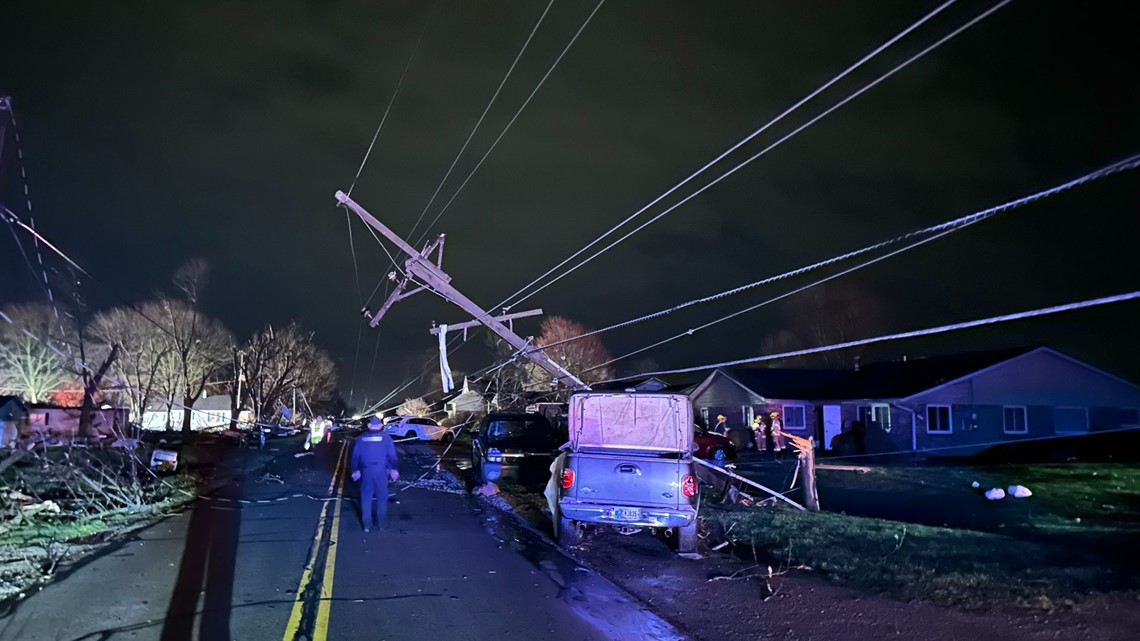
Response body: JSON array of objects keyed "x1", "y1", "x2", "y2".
[
  {"x1": 383, "y1": 416, "x2": 453, "y2": 441},
  {"x1": 693, "y1": 426, "x2": 736, "y2": 462},
  {"x1": 472, "y1": 412, "x2": 559, "y2": 484},
  {"x1": 554, "y1": 392, "x2": 700, "y2": 553}
]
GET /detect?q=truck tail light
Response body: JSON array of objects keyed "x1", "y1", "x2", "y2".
[
  {"x1": 487, "y1": 447, "x2": 503, "y2": 463},
  {"x1": 560, "y1": 467, "x2": 575, "y2": 489},
  {"x1": 682, "y1": 474, "x2": 697, "y2": 498}
]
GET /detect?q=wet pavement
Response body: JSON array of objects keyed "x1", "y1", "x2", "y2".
[{"x1": 0, "y1": 433, "x2": 686, "y2": 641}]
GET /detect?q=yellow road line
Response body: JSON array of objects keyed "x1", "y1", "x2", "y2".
[
  {"x1": 282, "y1": 442, "x2": 346, "y2": 640},
  {"x1": 313, "y1": 465, "x2": 346, "y2": 640}
]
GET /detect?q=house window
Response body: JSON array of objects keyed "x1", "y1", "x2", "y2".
[
  {"x1": 859, "y1": 404, "x2": 892, "y2": 432},
  {"x1": 700, "y1": 407, "x2": 709, "y2": 428},
  {"x1": 926, "y1": 405, "x2": 952, "y2": 434},
  {"x1": 783, "y1": 405, "x2": 806, "y2": 430},
  {"x1": 742, "y1": 406, "x2": 754, "y2": 427},
  {"x1": 1003, "y1": 406, "x2": 1028, "y2": 434}
]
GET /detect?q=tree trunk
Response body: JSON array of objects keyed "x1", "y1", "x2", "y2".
[
  {"x1": 78, "y1": 344, "x2": 119, "y2": 438},
  {"x1": 181, "y1": 392, "x2": 196, "y2": 437}
]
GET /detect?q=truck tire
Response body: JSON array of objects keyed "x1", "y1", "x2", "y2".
[
  {"x1": 674, "y1": 521, "x2": 698, "y2": 554},
  {"x1": 558, "y1": 516, "x2": 582, "y2": 547}
]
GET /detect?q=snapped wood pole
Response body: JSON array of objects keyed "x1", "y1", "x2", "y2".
[
  {"x1": 693, "y1": 457, "x2": 806, "y2": 511},
  {"x1": 801, "y1": 436, "x2": 820, "y2": 512},
  {"x1": 335, "y1": 191, "x2": 588, "y2": 391}
]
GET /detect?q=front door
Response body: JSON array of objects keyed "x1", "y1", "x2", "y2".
[{"x1": 822, "y1": 405, "x2": 842, "y2": 449}]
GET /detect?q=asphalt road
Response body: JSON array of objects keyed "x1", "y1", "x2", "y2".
[{"x1": 0, "y1": 433, "x2": 681, "y2": 641}]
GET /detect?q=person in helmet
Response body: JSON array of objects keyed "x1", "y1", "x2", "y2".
[
  {"x1": 770, "y1": 411, "x2": 785, "y2": 454},
  {"x1": 712, "y1": 414, "x2": 728, "y2": 436},
  {"x1": 350, "y1": 416, "x2": 400, "y2": 532}
]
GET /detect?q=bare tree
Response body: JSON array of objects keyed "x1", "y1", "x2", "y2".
[
  {"x1": 151, "y1": 298, "x2": 233, "y2": 435},
  {"x1": 172, "y1": 258, "x2": 209, "y2": 306},
  {"x1": 396, "y1": 397, "x2": 431, "y2": 417},
  {"x1": 760, "y1": 281, "x2": 890, "y2": 368},
  {"x1": 237, "y1": 323, "x2": 337, "y2": 423},
  {"x1": 88, "y1": 303, "x2": 177, "y2": 422},
  {"x1": 0, "y1": 303, "x2": 78, "y2": 402},
  {"x1": 527, "y1": 316, "x2": 613, "y2": 389}
]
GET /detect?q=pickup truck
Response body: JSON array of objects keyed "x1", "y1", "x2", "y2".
[{"x1": 552, "y1": 392, "x2": 700, "y2": 553}]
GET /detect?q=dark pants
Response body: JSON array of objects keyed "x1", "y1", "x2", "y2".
[{"x1": 360, "y1": 472, "x2": 389, "y2": 529}]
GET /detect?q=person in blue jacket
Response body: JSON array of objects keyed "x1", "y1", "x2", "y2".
[{"x1": 350, "y1": 417, "x2": 400, "y2": 532}]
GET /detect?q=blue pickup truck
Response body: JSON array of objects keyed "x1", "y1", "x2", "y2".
[{"x1": 552, "y1": 392, "x2": 700, "y2": 553}]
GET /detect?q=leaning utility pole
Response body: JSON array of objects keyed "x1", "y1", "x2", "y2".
[{"x1": 336, "y1": 191, "x2": 587, "y2": 391}]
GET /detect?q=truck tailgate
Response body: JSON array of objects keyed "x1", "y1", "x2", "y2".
[{"x1": 568, "y1": 452, "x2": 685, "y2": 507}]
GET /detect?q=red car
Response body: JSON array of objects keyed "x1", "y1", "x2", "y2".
[{"x1": 693, "y1": 426, "x2": 736, "y2": 462}]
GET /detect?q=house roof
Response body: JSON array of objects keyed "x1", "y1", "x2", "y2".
[
  {"x1": 700, "y1": 347, "x2": 1041, "y2": 401},
  {"x1": 590, "y1": 376, "x2": 696, "y2": 394}
]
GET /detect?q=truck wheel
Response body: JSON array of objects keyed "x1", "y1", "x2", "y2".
[
  {"x1": 558, "y1": 516, "x2": 582, "y2": 547},
  {"x1": 674, "y1": 521, "x2": 698, "y2": 553}
]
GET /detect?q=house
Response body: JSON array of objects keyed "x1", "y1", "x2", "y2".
[
  {"x1": 1, "y1": 396, "x2": 28, "y2": 447},
  {"x1": 24, "y1": 403, "x2": 129, "y2": 439},
  {"x1": 590, "y1": 376, "x2": 695, "y2": 394},
  {"x1": 141, "y1": 395, "x2": 234, "y2": 431},
  {"x1": 689, "y1": 347, "x2": 1140, "y2": 456},
  {"x1": 444, "y1": 378, "x2": 488, "y2": 418}
]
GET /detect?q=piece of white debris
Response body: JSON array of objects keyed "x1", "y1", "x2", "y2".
[
  {"x1": 971, "y1": 481, "x2": 981, "y2": 489},
  {"x1": 1007, "y1": 485, "x2": 1032, "y2": 498},
  {"x1": 984, "y1": 488, "x2": 1006, "y2": 501},
  {"x1": 677, "y1": 552, "x2": 704, "y2": 560}
]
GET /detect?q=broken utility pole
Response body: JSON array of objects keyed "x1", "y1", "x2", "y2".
[{"x1": 336, "y1": 191, "x2": 587, "y2": 391}]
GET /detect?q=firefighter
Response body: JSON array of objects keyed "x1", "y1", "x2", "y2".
[
  {"x1": 712, "y1": 414, "x2": 728, "y2": 436},
  {"x1": 770, "y1": 411, "x2": 785, "y2": 454},
  {"x1": 751, "y1": 414, "x2": 767, "y2": 452},
  {"x1": 350, "y1": 416, "x2": 400, "y2": 532}
]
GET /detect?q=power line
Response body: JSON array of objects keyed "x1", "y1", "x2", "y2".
[
  {"x1": 405, "y1": 0, "x2": 557, "y2": 244},
  {"x1": 412, "y1": 0, "x2": 608, "y2": 248},
  {"x1": 500, "y1": 0, "x2": 1013, "y2": 310},
  {"x1": 347, "y1": 0, "x2": 439, "y2": 197},
  {"x1": 598, "y1": 290, "x2": 1140, "y2": 380},
  {"x1": 527, "y1": 152, "x2": 1140, "y2": 360}
]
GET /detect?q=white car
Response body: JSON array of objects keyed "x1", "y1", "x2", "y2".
[{"x1": 383, "y1": 416, "x2": 454, "y2": 441}]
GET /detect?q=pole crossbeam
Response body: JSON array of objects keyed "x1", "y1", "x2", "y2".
[{"x1": 336, "y1": 191, "x2": 588, "y2": 391}]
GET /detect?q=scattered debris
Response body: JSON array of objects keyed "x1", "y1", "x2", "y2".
[
  {"x1": 149, "y1": 449, "x2": 179, "y2": 472},
  {"x1": 677, "y1": 552, "x2": 704, "y2": 560},
  {"x1": 1007, "y1": 484, "x2": 1032, "y2": 498},
  {"x1": 294, "y1": 452, "x2": 314, "y2": 458},
  {"x1": 971, "y1": 480, "x2": 981, "y2": 488},
  {"x1": 985, "y1": 487, "x2": 1007, "y2": 501},
  {"x1": 472, "y1": 482, "x2": 500, "y2": 497}
]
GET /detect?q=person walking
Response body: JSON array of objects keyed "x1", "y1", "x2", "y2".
[{"x1": 350, "y1": 416, "x2": 400, "y2": 532}]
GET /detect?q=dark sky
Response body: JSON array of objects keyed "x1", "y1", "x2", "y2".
[{"x1": 2, "y1": 1, "x2": 1138, "y2": 407}]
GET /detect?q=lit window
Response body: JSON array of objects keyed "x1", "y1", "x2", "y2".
[
  {"x1": 783, "y1": 405, "x2": 806, "y2": 429},
  {"x1": 1003, "y1": 406, "x2": 1027, "y2": 434},
  {"x1": 926, "y1": 405, "x2": 952, "y2": 434}
]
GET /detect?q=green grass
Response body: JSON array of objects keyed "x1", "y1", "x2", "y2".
[{"x1": 706, "y1": 462, "x2": 1140, "y2": 612}]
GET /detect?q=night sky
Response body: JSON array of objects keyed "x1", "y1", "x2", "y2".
[{"x1": 2, "y1": 1, "x2": 1137, "y2": 407}]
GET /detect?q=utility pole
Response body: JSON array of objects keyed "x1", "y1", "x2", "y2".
[{"x1": 336, "y1": 191, "x2": 587, "y2": 391}]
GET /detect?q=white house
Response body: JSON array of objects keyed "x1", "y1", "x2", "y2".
[{"x1": 142, "y1": 394, "x2": 234, "y2": 431}]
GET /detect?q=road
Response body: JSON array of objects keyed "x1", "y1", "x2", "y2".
[{"x1": 0, "y1": 433, "x2": 682, "y2": 641}]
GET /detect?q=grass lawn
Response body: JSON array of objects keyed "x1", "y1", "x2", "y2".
[{"x1": 717, "y1": 460, "x2": 1140, "y2": 609}]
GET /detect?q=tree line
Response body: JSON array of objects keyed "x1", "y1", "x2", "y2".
[{"x1": 0, "y1": 259, "x2": 338, "y2": 436}]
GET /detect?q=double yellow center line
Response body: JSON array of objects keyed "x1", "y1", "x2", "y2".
[{"x1": 282, "y1": 441, "x2": 347, "y2": 641}]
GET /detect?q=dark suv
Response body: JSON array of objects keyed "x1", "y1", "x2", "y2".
[{"x1": 472, "y1": 412, "x2": 559, "y2": 484}]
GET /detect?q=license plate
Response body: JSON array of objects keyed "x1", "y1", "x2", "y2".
[{"x1": 614, "y1": 507, "x2": 641, "y2": 521}]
